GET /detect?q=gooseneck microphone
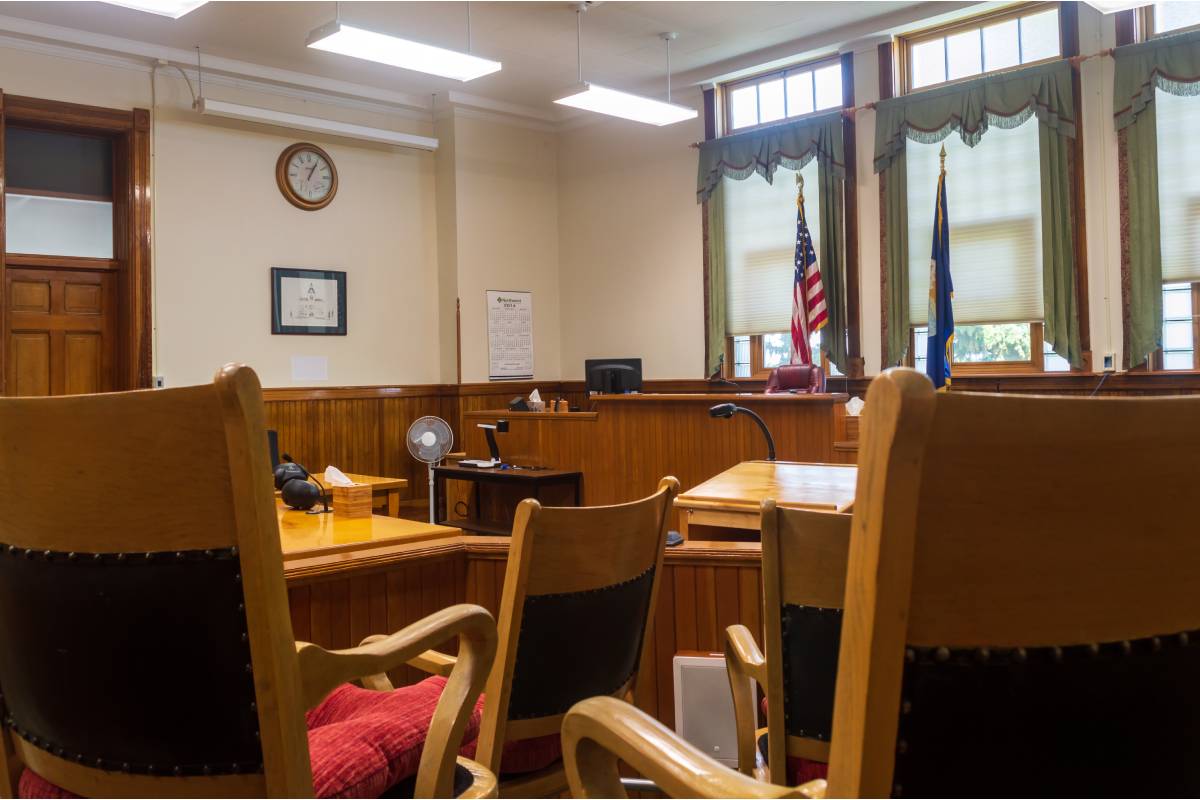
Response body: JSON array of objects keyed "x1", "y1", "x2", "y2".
[{"x1": 709, "y1": 403, "x2": 777, "y2": 461}]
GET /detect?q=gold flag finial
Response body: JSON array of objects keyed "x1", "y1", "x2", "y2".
[
  {"x1": 939, "y1": 143, "x2": 947, "y2": 175},
  {"x1": 796, "y1": 171, "x2": 804, "y2": 204}
]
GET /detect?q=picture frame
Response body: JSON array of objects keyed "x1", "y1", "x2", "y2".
[{"x1": 271, "y1": 267, "x2": 347, "y2": 336}]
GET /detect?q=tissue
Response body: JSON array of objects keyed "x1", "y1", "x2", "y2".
[
  {"x1": 528, "y1": 388, "x2": 545, "y2": 412},
  {"x1": 324, "y1": 466, "x2": 357, "y2": 486},
  {"x1": 846, "y1": 397, "x2": 865, "y2": 417}
]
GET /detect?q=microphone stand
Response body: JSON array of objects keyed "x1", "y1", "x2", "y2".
[{"x1": 735, "y1": 406, "x2": 777, "y2": 461}]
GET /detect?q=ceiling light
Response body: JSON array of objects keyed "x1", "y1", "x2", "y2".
[
  {"x1": 554, "y1": 82, "x2": 697, "y2": 126},
  {"x1": 555, "y1": 8, "x2": 696, "y2": 126},
  {"x1": 306, "y1": 20, "x2": 501, "y2": 82},
  {"x1": 197, "y1": 98, "x2": 439, "y2": 150},
  {"x1": 1081, "y1": 0, "x2": 1144, "y2": 12},
  {"x1": 100, "y1": 0, "x2": 208, "y2": 18}
]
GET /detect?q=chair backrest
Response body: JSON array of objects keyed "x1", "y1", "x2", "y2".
[
  {"x1": 827, "y1": 368, "x2": 1200, "y2": 797},
  {"x1": 473, "y1": 477, "x2": 679, "y2": 774},
  {"x1": 0, "y1": 365, "x2": 311, "y2": 797},
  {"x1": 760, "y1": 502, "x2": 849, "y2": 776},
  {"x1": 764, "y1": 366, "x2": 826, "y2": 394}
]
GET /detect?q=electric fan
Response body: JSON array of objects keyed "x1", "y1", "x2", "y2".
[{"x1": 407, "y1": 416, "x2": 454, "y2": 524}]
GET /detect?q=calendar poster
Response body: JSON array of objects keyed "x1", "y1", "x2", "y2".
[{"x1": 487, "y1": 290, "x2": 533, "y2": 380}]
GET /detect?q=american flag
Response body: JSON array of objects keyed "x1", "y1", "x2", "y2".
[{"x1": 791, "y1": 184, "x2": 827, "y2": 365}]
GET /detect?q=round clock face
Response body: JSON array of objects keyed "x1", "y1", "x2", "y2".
[{"x1": 277, "y1": 143, "x2": 337, "y2": 210}]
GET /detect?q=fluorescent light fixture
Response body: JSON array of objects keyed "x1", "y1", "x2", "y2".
[
  {"x1": 197, "y1": 98, "x2": 438, "y2": 151},
  {"x1": 554, "y1": 82, "x2": 698, "y2": 126},
  {"x1": 306, "y1": 21, "x2": 501, "y2": 82},
  {"x1": 1081, "y1": 0, "x2": 1144, "y2": 11},
  {"x1": 101, "y1": 0, "x2": 208, "y2": 18}
]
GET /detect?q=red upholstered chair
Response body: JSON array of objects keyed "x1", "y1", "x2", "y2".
[
  {"x1": 764, "y1": 365, "x2": 826, "y2": 394},
  {"x1": 725, "y1": 502, "x2": 849, "y2": 787},
  {"x1": 364, "y1": 477, "x2": 679, "y2": 798},
  {"x1": 0, "y1": 365, "x2": 497, "y2": 799}
]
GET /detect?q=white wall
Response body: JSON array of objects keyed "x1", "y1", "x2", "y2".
[
  {"x1": 0, "y1": 44, "x2": 446, "y2": 388},
  {"x1": 556, "y1": 108, "x2": 705, "y2": 380},
  {"x1": 449, "y1": 112, "x2": 562, "y2": 383}
]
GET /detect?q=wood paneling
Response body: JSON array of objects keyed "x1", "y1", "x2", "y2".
[{"x1": 284, "y1": 536, "x2": 762, "y2": 729}]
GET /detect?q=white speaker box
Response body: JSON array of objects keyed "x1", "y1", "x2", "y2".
[{"x1": 672, "y1": 652, "x2": 739, "y2": 768}]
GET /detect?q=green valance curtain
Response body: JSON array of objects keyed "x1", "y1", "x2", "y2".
[
  {"x1": 1113, "y1": 27, "x2": 1200, "y2": 367},
  {"x1": 697, "y1": 112, "x2": 848, "y2": 374},
  {"x1": 874, "y1": 59, "x2": 1082, "y2": 368}
]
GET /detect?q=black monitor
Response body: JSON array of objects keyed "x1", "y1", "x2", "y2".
[{"x1": 585, "y1": 358, "x2": 643, "y2": 395}]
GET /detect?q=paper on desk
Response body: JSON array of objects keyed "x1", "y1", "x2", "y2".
[
  {"x1": 324, "y1": 466, "x2": 355, "y2": 486},
  {"x1": 846, "y1": 397, "x2": 865, "y2": 416}
]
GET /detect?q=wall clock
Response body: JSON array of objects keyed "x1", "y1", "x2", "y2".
[{"x1": 276, "y1": 142, "x2": 338, "y2": 210}]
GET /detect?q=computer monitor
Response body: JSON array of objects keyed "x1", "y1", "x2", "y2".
[{"x1": 585, "y1": 358, "x2": 643, "y2": 395}]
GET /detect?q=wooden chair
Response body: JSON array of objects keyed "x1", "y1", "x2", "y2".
[
  {"x1": 368, "y1": 476, "x2": 679, "y2": 798},
  {"x1": 561, "y1": 696, "x2": 823, "y2": 799},
  {"x1": 568, "y1": 367, "x2": 1200, "y2": 797},
  {"x1": 0, "y1": 365, "x2": 497, "y2": 799},
  {"x1": 725, "y1": 502, "x2": 849, "y2": 786},
  {"x1": 827, "y1": 367, "x2": 1200, "y2": 796}
]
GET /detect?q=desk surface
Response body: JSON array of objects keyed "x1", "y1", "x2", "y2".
[
  {"x1": 276, "y1": 501, "x2": 455, "y2": 560},
  {"x1": 675, "y1": 460, "x2": 857, "y2": 514},
  {"x1": 434, "y1": 464, "x2": 582, "y2": 481},
  {"x1": 275, "y1": 472, "x2": 408, "y2": 494},
  {"x1": 589, "y1": 392, "x2": 849, "y2": 404}
]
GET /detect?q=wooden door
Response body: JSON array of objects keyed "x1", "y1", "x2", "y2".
[{"x1": 5, "y1": 267, "x2": 116, "y2": 396}]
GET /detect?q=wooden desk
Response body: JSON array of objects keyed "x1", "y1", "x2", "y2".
[
  {"x1": 433, "y1": 463, "x2": 583, "y2": 535},
  {"x1": 277, "y1": 500, "x2": 455, "y2": 573},
  {"x1": 674, "y1": 460, "x2": 857, "y2": 540},
  {"x1": 275, "y1": 472, "x2": 408, "y2": 517}
]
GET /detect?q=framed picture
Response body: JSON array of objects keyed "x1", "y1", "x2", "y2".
[{"x1": 271, "y1": 267, "x2": 347, "y2": 336}]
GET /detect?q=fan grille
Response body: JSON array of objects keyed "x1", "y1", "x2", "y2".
[{"x1": 407, "y1": 416, "x2": 453, "y2": 464}]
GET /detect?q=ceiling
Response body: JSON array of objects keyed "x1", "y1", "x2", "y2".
[{"x1": 0, "y1": 1, "x2": 955, "y2": 115}]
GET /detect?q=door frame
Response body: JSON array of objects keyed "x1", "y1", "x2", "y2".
[{"x1": 0, "y1": 92, "x2": 152, "y2": 393}]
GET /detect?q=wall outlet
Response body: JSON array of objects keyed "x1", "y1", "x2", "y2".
[
  {"x1": 153, "y1": 375, "x2": 166, "y2": 388},
  {"x1": 1102, "y1": 353, "x2": 1116, "y2": 373}
]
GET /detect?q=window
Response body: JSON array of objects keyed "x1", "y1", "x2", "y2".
[
  {"x1": 901, "y1": 4, "x2": 1061, "y2": 92},
  {"x1": 912, "y1": 322, "x2": 1064, "y2": 375},
  {"x1": 1149, "y1": 1, "x2": 1200, "y2": 35},
  {"x1": 905, "y1": 121, "x2": 1050, "y2": 372},
  {"x1": 723, "y1": 57, "x2": 842, "y2": 133},
  {"x1": 723, "y1": 158, "x2": 830, "y2": 378},
  {"x1": 729, "y1": 331, "x2": 842, "y2": 378},
  {"x1": 1155, "y1": 87, "x2": 1200, "y2": 370}
]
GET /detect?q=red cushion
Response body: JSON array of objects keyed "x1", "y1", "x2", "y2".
[
  {"x1": 757, "y1": 697, "x2": 829, "y2": 786},
  {"x1": 458, "y1": 695, "x2": 563, "y2": 776},
  {"x1": 19, "y1": 676, "x2": 478, "y2": 800}
]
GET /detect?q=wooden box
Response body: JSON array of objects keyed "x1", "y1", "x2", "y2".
[{"x1": 332, "y1": 483, "x2": 372, "y2": 520}]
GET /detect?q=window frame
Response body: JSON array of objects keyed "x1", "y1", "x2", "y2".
[
  {"x1": 720, "y1": 54, "x2": 843, "y2": 136},
  {"x1": 895, "y1": 2, "x2": 1063, "y2": 95},
  {"x1": 1140, "y1": 3, "x2": 1200, "y2": 39},
  {"x1": 906, "y1": 321, "x2": 1051, "y2": 374},
  {"x1": 1151, "y1": 282, "x2": 1200, "y2": 371},
  {"x1": 725, "y1": 333, "x2": 834, "y2": 380}
]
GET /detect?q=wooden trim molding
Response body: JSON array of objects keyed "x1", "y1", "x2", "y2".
[{"x1": 841, "y1": 52, "x2": 864, "y2": 379}]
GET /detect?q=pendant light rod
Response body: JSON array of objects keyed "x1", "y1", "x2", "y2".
[
  {"x1": 575, "y1": 3, "x2": 585, "y2": 83},
  {"x1": 467, "y1": 1, "x2": 472, "y2": 52},
  {"x1": 660, "y1": 32, "x2": 677, "y2": 102}
]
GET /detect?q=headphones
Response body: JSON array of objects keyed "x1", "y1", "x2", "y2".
[{"x1": 274, "y1": 461, "x2": 321, "y2": 511}]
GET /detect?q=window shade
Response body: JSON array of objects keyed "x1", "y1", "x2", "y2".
[
  {"x1": 907, "y1": 119, "x2": 1043, "y2": 326},
  {"x1": 723, "y1": 161, "x2": 821, "y2": 336},
  {"x1": 1157, "y1": 89, "x2": 1200, "y2": 283}
]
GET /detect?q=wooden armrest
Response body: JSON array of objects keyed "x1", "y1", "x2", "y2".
[
  {"x1": 355, "y1": 638, "x2": 457, "y2": 683},
  {"x1": 725, "y1": 623, "x2": 767, "y2": 776},
  {"x1": 562, "y1": 696, "x2": 824, "y2": 799},
  {"x1": 409, "y1": 649, "x2": 457, "y2": 677},
  {"x1": 296, "y1": 603, "x2": 497, "y2": 797}
]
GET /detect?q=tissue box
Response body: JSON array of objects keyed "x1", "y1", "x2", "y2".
[{"x1": 332, "y1": 483, "x2": 372, "y2": 519}]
